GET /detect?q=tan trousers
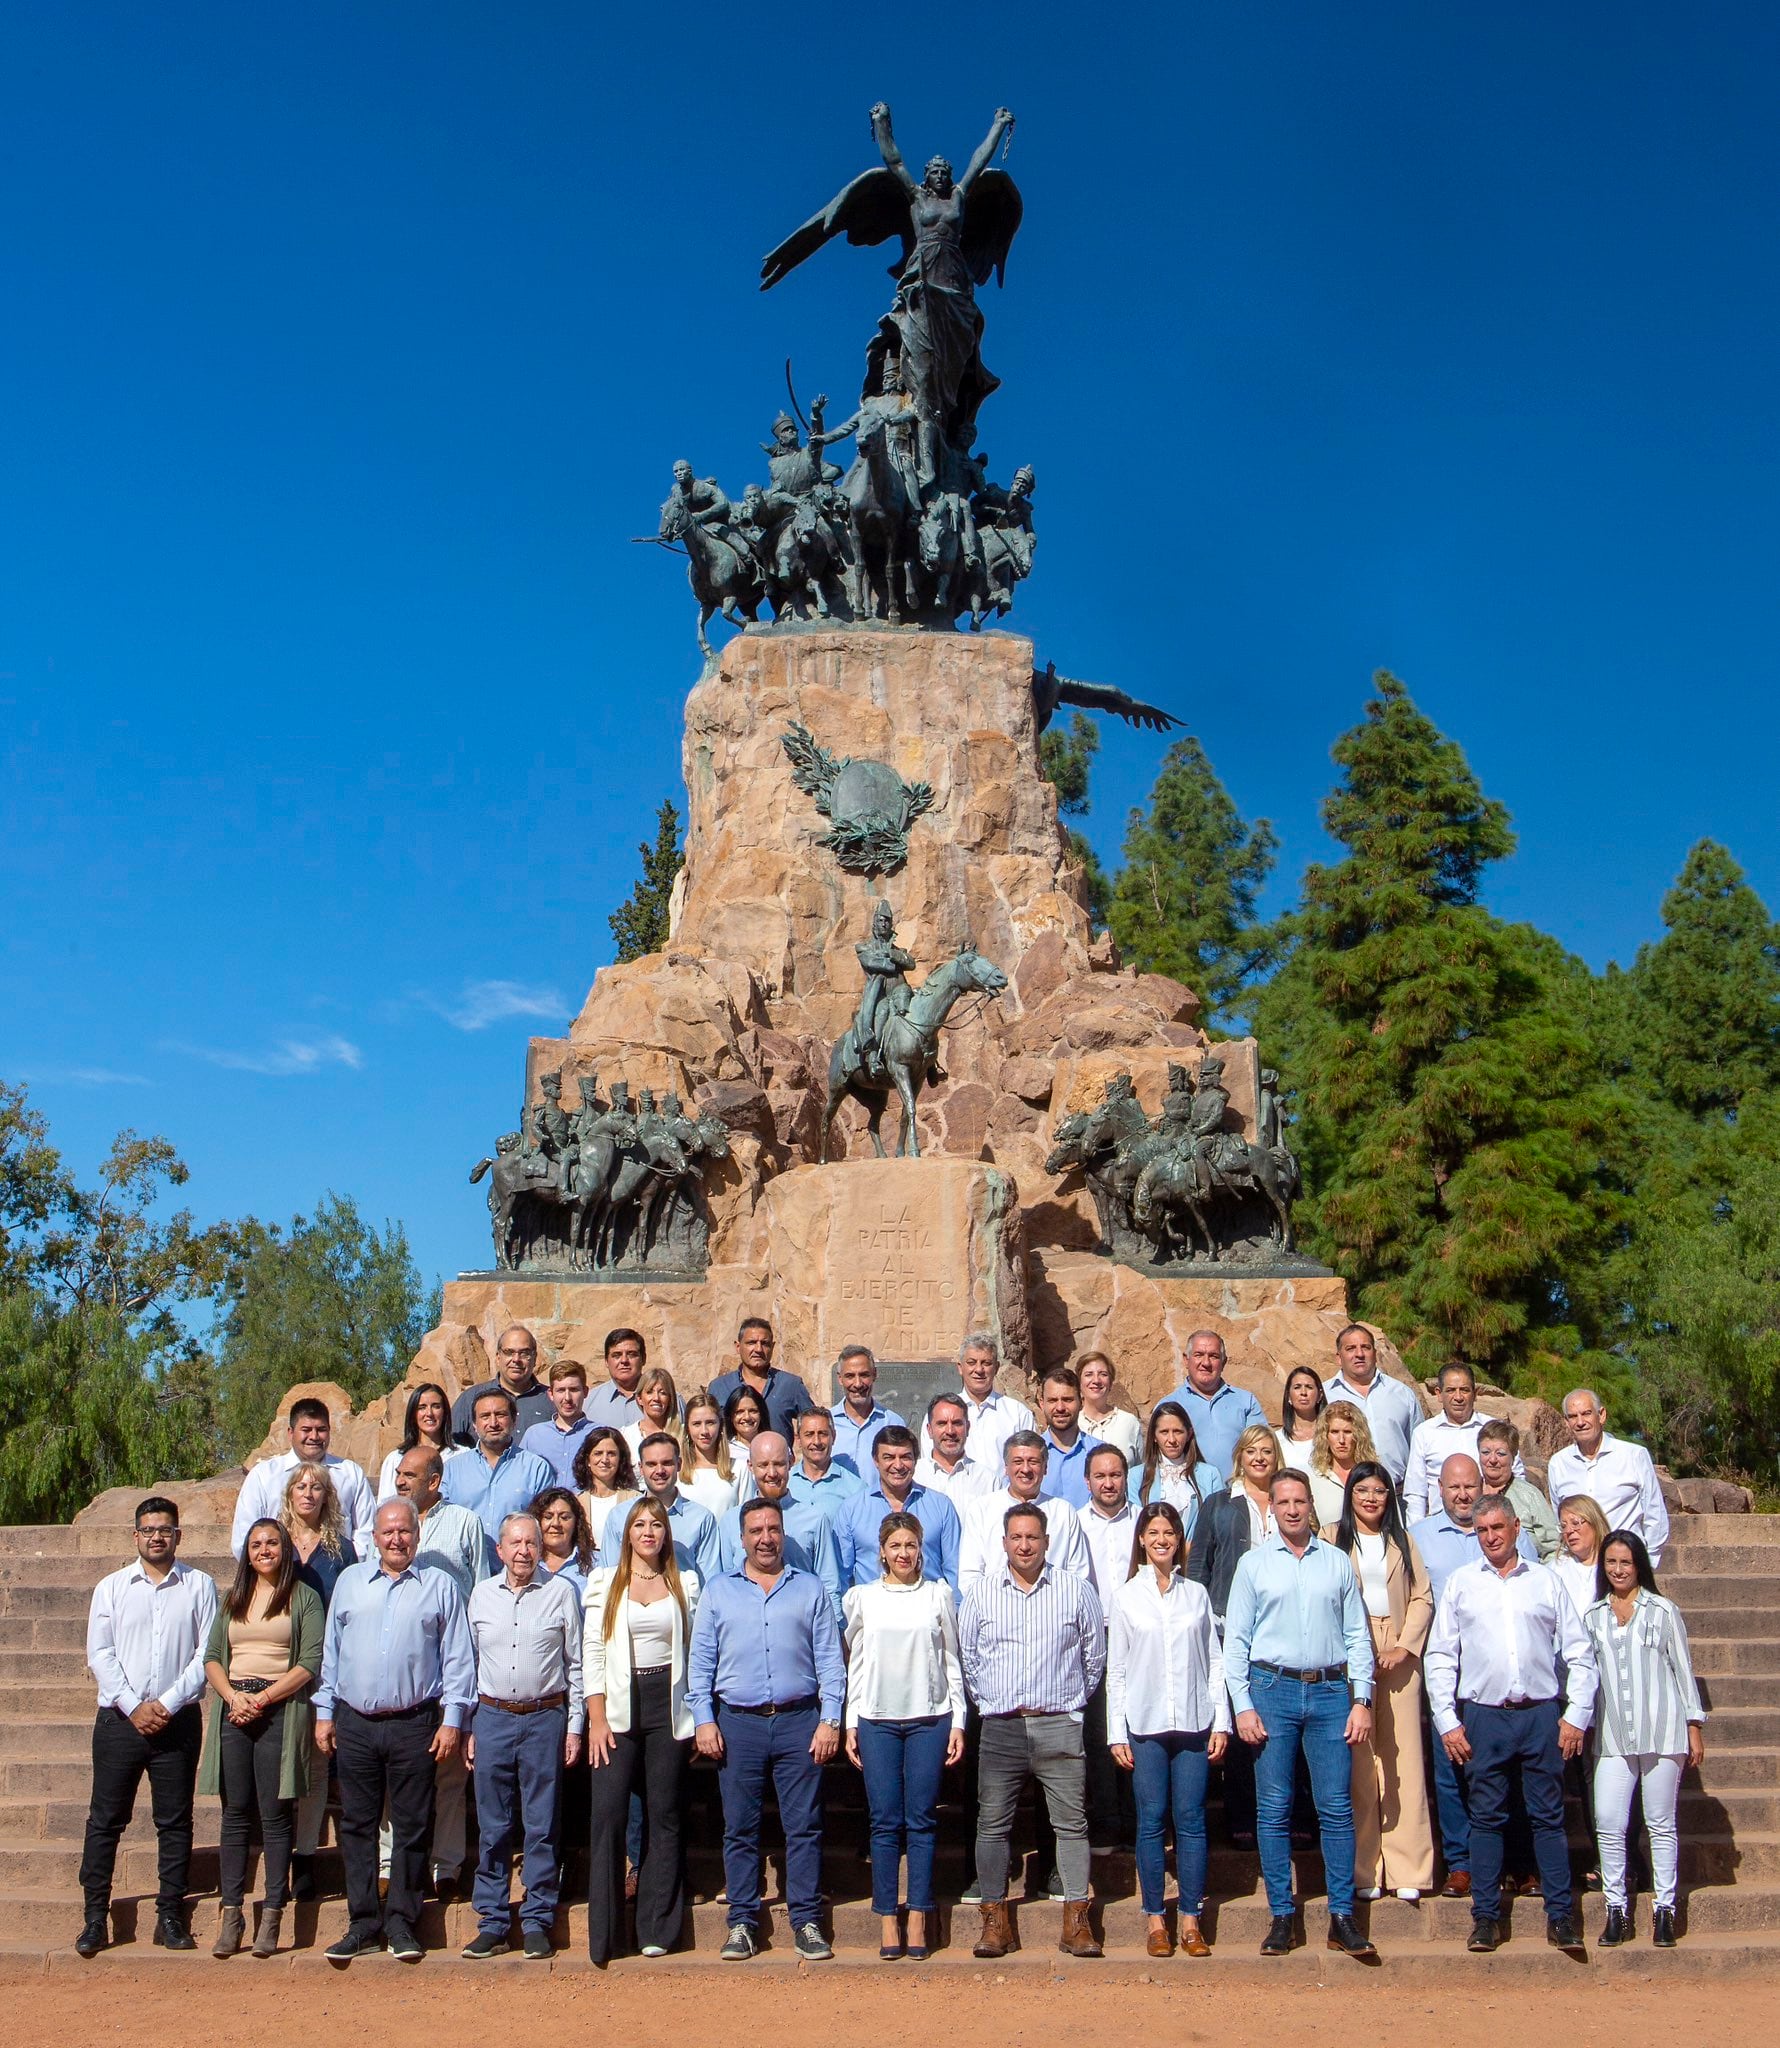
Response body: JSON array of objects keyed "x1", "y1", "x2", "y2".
[{"x1": 1352, "y1": 1618, "x2": 1436, "y2": 1891}]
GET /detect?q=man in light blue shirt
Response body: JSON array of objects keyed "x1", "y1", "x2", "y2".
[
  {"x1": 579, "y1": 1327, "x2": 651, "y2": 1430},
  {"x1": 834, "y1": 1425, "x2": 962, "y2": 1594},
  {"x1": 827, "y1": 1345, "x2": 905, "y2": 1470},
  {"x1": 688, "y1": 1500, "x2": 845, "y2": 1961},
  {"x1": 519, "y1": 1360, "x2": 595, "y2": 1488},
  {"x1": 717, "y1": 1435, "x2": 845, "y2": 1628},
  {"x1": 1322, "y1": 1323, "x2": 1422, "y2": 1487},
  {"x1": 1224, "y1": 1469, "x2": 1377, "y2": 1959},
  {"x1": 1161, "y1": 1331, "x2": 1267, "y2": 1482},
  {"x1": 313, "y1": 1499, "x2": 476, "y2": 1961},
  {"x1": 595, "y1": 1433, "x2": 723, "y2": 1584},
  {"x1": 786, "y1": 1410, "x2": 865, "y2": 1523},
  {"x1": 1034, "y1": 1366, "x2": 1106, "y2": 1510},
  {"x1": 441, "y1": 1390, "x2": 556, "y2": 1549}
]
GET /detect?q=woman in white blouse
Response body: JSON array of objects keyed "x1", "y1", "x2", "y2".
[
  {"x1": 679, "y1": 1391, "x2": 738, "y2": 1517},
  {"x1": 620, "y1": 1367, "x2": 684, "y2": 1461},
  {"x1": 582, "y1": 1498, "x2": 700, "y2": 1965},
  {"x1": 1585, "y1": 1530, "x2": 1706, "y2": 1950},
  {"x1": 1076, "y1": 1352, "x2": 1144, "y2": 1466},
  {"x1": 1106, "y1": 1502, "x2": 1228, "y2": 1958},
  {"x1": 841, "y1": 1510, "x2": 965, "y2": 1961},
  {"x1": 1554, "y1": 1493, "x2": 1609, "y2": 1619},
  {"x1": 375, "y1": 1382, "x2": 465, "y2": 1500},
  {"x1": 1307, "y1": 1401, "x2": 1375, "y2": 1528},
  {"x1": 1272, "y1": 1365, "x2": 1326, "y2": 1474},
  {"x1": 572, "y1": 1427, "x2": 640, "y2": 1552}
]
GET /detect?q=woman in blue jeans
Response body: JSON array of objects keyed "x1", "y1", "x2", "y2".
[
  {"x1": 1106, "y1": 1502, "x2": 1229, "y2": 1956},
  {"x1": 842, "y1": 1511, "x2": 966, "y2": 1959}
]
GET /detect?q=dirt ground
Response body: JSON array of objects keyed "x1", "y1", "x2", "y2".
[{"x1": 8, "y1": 1965, "x2": 1772, "y2": 2048}]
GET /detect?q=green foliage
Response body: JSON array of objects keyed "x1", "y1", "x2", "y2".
[
  {"x1": 1108, "y1": 736, "x2": 1278, "y2": 1029},
  {"x1": 1039, "y1": 714, "x2": 1111, "y2": 926},
  {"x1": 609, "y1": 798, "x2": 685, "y2": 963},
  {"x1": 1253, "y1": 673, "x2": 1622, "y2": 1381},
  {"x1": 0, "y1": 1291, "x2": 220, "y2": 1523},
  {"x1": 212, "y1": 1194, "x2": 439, "y2": 1458}
]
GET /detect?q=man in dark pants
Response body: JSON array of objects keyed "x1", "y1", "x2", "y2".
[
  {"x1": 687, "y1": 1497, "x2": 845, "y2": 1961},
  {"x1": 77, "y1": 1496, "x2": 218, "y2": 1955},
  {"x1": 1424, "y1": 1494, "x2": 1599, "y2": 1955},
  {"x1": 313, "y1": 1498, "x2": 476, "y2": 1963}
]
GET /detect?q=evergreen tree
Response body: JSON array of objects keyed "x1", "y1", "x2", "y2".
[
  {"x1": 1039, "y1": 713, "x2": 1110, "y2": 925},
  {"x1": 608, "y1": 798, "x2": 685, "y2": 963},
  {"x1": 1253, "y1": 673, "x2": 1620, "y2": 1379},
  {"x1": 1107, "y1": 735, "x2": 1277, "y2": 1027},
  {"x1": 212, "y1": 1195, "x2": 438, "y2": 1457}
]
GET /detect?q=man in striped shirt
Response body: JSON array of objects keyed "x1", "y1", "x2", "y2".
[{"x1": 959, "y1": 1502, "x2": 1106, "y2": 1961}]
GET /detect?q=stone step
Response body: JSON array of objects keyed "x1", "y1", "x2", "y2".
[
  {"x1": 1691, "y1": 1750, "x2": 1780, "y2": 1790},
  {"x1": 0, "y1": 1681, "x2": 105, "y2": 1720},
  {"x1": 0, "y1": 1799, "x2": 223, "y2": 1846},
  {"x1": 7, "y1": 1878, "x2": 1779, "y2": 1953},
  {"x1": 1686, "y1": 1704, "x2": 1780, "y2": 1749},
  {"x1": 0, "y1": 1719, "x2": 96, "y2": 1761},
  {"x1": 1695, "y1": 1674, "x2": 1779, "y2": 1711},
  {"x1": 1656, "y1": 1575, "x2": 1780, "y2": 1609},
  {"x1": 1657, "y1": 1548, "x2": 1780, "y2": 1577},
  {"x1": 1688, "y1": 1639, "x2": 1780, "y2": 1675},
  {"x1": 0, "y1": 1616, "x2": 87, "y2": 1652},
  {"x1": 1666, "y1": 1519, "x2": 1780, "y2": 1546},
  {"x1": 0, "y1": 1557, "x2": 233, "y2": 1592}
]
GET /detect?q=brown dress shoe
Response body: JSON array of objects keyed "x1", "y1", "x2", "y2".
[
  {"x1": 973, "y1": 1901, "x2": 1015, "y2": 1959},
  {"x1": 1180, "y1": 1924, "x2": 1212, "y2": 1957},
  {"x1": 1146, "y1": 1924, "x2": 1173, "y2": 1958},
  {"x1": 1059, "y1": 1901, "x2": 1103, "y2": 1958},
  {"x1": 1439, "y1": 1871, "x2": 1471, "y2": 1899}
]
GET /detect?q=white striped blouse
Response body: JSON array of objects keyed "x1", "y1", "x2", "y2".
[{"x1": 1583, "y1": 1590, "x2": 1706, "y2": 1757}]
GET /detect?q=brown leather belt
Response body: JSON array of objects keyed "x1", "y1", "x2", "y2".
[{"x1": 478, "y1": 1691, "x2": 568, "y2": 1716}]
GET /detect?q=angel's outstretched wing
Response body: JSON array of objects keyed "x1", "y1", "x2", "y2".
[
  {"x1": 961, "y1": 169, "x2": 1023, "y2": 287},
  {"x1": 1032, "y1": 663, "x2": 1184, "y2": 735},
  {"x1": 760, "y1": 167, "x2": 913, "y2": 291}
]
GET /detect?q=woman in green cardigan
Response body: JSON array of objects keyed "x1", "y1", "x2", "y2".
[{"x1": 201, "y1": 1518, "x2": 323, "y2": 1958}]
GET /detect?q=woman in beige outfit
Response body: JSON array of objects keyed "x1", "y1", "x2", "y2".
[{"x1": 1325, "y1": 1460, "x2": 1436, "y2": 1898}]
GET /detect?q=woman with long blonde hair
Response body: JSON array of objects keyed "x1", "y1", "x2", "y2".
[
  {"x1": 621, "y1": 1367, "x2": 685, "y2": 1459},
  {"x1": 679, "y1": 1390, "x2": 737, "y2": 1517},
  {"x1": 582, "y1": 1496, "x2": 699, "y2": 1965},
  {"x1": 1308, "y1": 1400, "x2": 1377, "y2": 1527}
]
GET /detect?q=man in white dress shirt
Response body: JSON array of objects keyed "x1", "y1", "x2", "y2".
[
  {"x1": 959, "y1": 1432, "x2": 1089, "y2": 1591},
  {"x1": 1322, "y1": 1324, "x2": 1422, "y2": 1488},
  {"x1": 915, "y1": 1392, "x2": 997, "y2": 1503},
  {"x1": 951, "y1": 1334, "x2": 1035, "y2": 1470},
  {"x1": 1402, "y1": 1364, "x2": 1524, "y2": 1523},
  {"x1": 1547, "y1": 1389, "x2": 1669, "y2": 1566},
  {"x1": 230, "y1": 1396, "x2": 376, "y2": 1556},
  {"x1": 77, "y1": 1496, "x2": 218, "y2": 1956},
  {"x1": 1424, "y1": 1494, "x2": 1598, "y2": 1955},
  {"x1": 1071, "y1": 1444, "x2": 1139, "y2": 1852}
]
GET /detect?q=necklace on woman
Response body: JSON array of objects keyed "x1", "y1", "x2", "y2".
[{"x1": 631, "y1": 1565, "x2": 665, "y2": 1584}]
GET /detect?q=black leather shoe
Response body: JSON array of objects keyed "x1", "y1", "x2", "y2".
[
  {"x1": 387, "y1": 1922, "x2": 423, "y2": 1962},
  {"x1": 1598, "y1": 1906, "x2": 1631, "y2": 1947},
  {"x1": 75, "y1": 1914, "x2": 108, "y2": 1959},
  {"x1": 1259, "y1": 1915, "x2": 1295, "y2": 1955},
  {"x1": 1326, "y1": 1914, "x2": 1376, "y2": 1958},
  {"x1": 1546, "y1": 1915, "x2": 1585, "y2": 1955},
  {"x1": 1467, "y1": 1917, "x2": 1501, "y2": 1953},
  {"x1": 325, "y1": 1926, "x2": 384, "y2": 1962},
  {"x1": 1652, "y1": 1907, "x2": 1678, "y2": 1948},
  {"x1": 153, "y1": 1909, "x2": 195, "y2": 1951}
]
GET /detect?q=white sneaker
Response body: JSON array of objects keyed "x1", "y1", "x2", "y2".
[
  {"x1": 1395, "y1": 1888, "x2": 1421, "y2": 1903},
  {"x1": 1356, "y1": 1887, "x2": 1383, "y2": 1901},
  {"x1": 641, "y1": 1944, "x2": 667, "y2": 1958},
  {"x1": 960, "y1": 1882, "x2": 983, "y2": 1905}
]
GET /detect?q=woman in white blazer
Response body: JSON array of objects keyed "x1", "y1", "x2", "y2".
[
  {"x1": 1106, "y1": 1501, "x2": 1228, "y2": 1958},
  {"x1": 582, "y1": 1496, "x2": 700, "y2": 1964}
]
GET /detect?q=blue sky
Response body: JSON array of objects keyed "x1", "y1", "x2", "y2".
[{"x1": 5, "y1": 4, "x2": 1778, "y2": 1296}]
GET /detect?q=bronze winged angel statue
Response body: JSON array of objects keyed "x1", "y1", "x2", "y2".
[{"x1": 762, "y1": 104, "x2": 1022, "y2": 490}]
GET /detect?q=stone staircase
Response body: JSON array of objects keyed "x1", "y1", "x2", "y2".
[{"x1": 2, "y1": 1516, "x2": 1776, "y2": 1974}]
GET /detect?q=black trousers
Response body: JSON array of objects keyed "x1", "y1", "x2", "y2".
[
  {"x1": 587, "y1": 1669, "x2": 689, "y2": 1962},
  {"x1": 335, "y1": 1702, "x2": 440, "y2": 1937},
  {"x1": 219, "y1": 1702, "x2": 294, "y2": 1908},
  {"x1": 79, "y1": 1704, "x2": 203, "y2": 1916}
]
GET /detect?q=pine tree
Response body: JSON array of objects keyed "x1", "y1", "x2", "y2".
[
  {"x1": 1107, "y1": 736, "x2": 1277, "y2": 1027},
  {"x1": 608, "y1": 798, "x2": 685, "y2": 963},
  {"x1": 1039, "y1": 713, "x2": 1110, "y2": 925},
  {"x1": 1252, "y1": 672, "x2": 1620, "y2": 1380}
]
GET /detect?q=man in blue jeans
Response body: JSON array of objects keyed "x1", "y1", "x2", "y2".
[
  {"x1": 687, "y1": 1497, "x2": 846, "y2": 1961},
  {"x1": 1224, "y1": 1469, "x2": 1378, "y2": 1959}
]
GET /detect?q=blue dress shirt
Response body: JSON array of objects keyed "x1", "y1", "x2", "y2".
[
  {"x1": 1222, "y1": 1531, "x2": 1376, "y2": 1713},
  {"x1": 1322, "y1": 1369, "x2": 1424, "y2": 1485},
  {"x1": 828, "y1": 1401, "x2": 905, "y2": 1470},
  {"x1": 718, "y1": 1496, "x2": 846, "y2": 1627},
  {"x1": 1039, "y1": 1429, "x2": 1107, "y2": 1510},
  {"x1": 706, "y1": 1366, "x2": 816, "y2": 1438},
  {"x1": 787, "y1": 1459, "x2": 865, "y2": 1523},
  {"x1": 686, "y1": 1565, "x2": 846, "y2": 1723},
  {"x1": 1408, "y1": 1512, "x2": 1537, "y2": 1606},
  {"x1": 1161, "y1": 1380, "x2": 1268, "y2": 1481},
  {"x1": 313, "y1": 1560, "x2": 478, "y2": 1728},
  {"x1": 596, "y1": 1489, "x2": 723, "y2": 1586},
  {"x1": 835, "y1": 1482, "x2": 962, "y2": 1595},
  {"x1": 440, "y1": 1442, "x2": 558, "y2": 1546},
  {"x1": 520, "y1": 1415, "x2": 595, "y2": 1488}
]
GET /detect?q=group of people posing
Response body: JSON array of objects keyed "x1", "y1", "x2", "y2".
[{"x1": 76, "y1": 1316, "x2": 1702, "y2": 1967}]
